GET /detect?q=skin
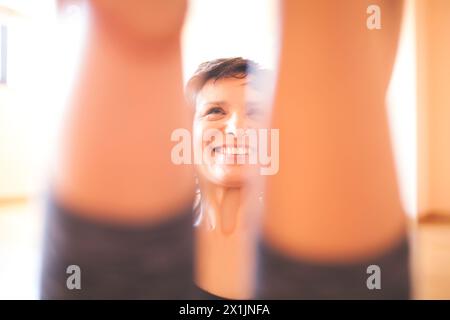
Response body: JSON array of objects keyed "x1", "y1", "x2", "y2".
[
  {"x1": 193, "y1": 77, "x2": 269, "y2": 299},
  {"x1": 264, "y1": 0, "x2": 407, "y2": 263},
  {"x1": 417, "y1": 0, "x2": 450, "y2": 218},
  {"x1": 54, "y1": 0, "x2": 194, "y2": 224}
]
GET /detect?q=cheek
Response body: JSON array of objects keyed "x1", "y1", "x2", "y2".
[
  {"x1": 193, "y1": 120, "x2": 225, "y2": 146},
  {"x1": 192, "y1": 121, "x2": 216, "y2": 169},
  {"x1": 193, "y1": 120, "x2": 206, "y2": 146}
]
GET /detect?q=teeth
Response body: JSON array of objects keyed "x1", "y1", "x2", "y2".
[{"x1": 214, "y1": 146, "x2": 248, "y2": 155}]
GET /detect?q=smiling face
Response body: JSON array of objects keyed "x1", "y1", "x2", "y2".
[{"x1": 193, "y1": 76, "x2": 268, "y2": 188}]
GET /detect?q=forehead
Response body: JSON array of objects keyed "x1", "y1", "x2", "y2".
[{"x1": 195, "y1": 77, "x2": 263, "y2": 108}]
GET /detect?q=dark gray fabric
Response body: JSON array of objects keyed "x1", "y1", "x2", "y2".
[
  {"x1": 40, "y1": 197, "x2": 195, "y2": 299},
  {"x1": 41, "y1": 196, "x2": 411, "y2": 300},
  {"x1": 257, "y1": 237, "x2": 411, "y2": 299},
  {"x1": 193, "y1": 286, "x2": 225, "y2": 300}
]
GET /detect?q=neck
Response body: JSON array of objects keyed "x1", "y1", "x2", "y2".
[
  {"x1": 200, "y1": 182, "x2": 241, "y2": 234},
  {"x1": 195, "y1": 178, "x2": 262, "y2": 299}
]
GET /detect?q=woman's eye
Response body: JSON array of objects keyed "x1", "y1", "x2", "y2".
[
  {"x1": 206, "y1": 107, "x2": 225, "y2": 115},
  {"x1": 204, "y1": 107, "x2": 226, "y2": 119}
]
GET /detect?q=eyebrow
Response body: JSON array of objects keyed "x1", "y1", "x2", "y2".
[{"x1": 201, "y1": 101, "x2": 228, "y2": 108}]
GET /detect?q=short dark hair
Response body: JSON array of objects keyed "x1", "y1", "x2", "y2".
[{"x1": 185, "y1": 57, "x2": 261, "y2": 107}]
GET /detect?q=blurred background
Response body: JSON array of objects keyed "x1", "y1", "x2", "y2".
[{"x1": 0, "y1": 0, "x2": 449, "y2": 299}]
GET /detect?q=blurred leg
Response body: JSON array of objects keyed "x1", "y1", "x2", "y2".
[
  {"x1": 261, "y1": 0, "x2": 409, "y2": 299},
  {"x1": 41, "y1": 0, "x2": 195, "y2": 299}
]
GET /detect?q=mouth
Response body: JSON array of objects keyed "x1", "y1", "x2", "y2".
[{"x1": 212, "y1": 145, "x2": 250, "y2": 156}]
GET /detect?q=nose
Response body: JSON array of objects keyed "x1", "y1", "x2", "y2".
[{"x1": 224, "y1": 112, "x2": 246, "y2": 137}]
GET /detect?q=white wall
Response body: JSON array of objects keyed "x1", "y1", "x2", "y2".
[{"x1": 181, "y1": 0, "x2": 280, "y2": 82}]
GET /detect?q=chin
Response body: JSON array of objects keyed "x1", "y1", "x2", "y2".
[{"x1": 203, "y1": 163, "x2": 256, "y2": 188}]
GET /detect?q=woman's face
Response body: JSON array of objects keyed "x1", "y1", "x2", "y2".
[{"x1": 193, "y1": 76, "x2": 268, "y2": 187}]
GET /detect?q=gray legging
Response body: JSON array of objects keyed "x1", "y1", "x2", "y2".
[
  {"x1": 40, "y1": 197, "x2": 195, "y2": 299},
  {"x1": 258, "y1": 237, "x2": 410, "y2": 299},
  {"x1": 40, "y1": 196, "x2": 410, "y2": 299}
]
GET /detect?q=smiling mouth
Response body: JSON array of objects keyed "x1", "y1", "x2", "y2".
[{"x1": 212, "y1": 146, "x2": 250, "y2": 156}]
